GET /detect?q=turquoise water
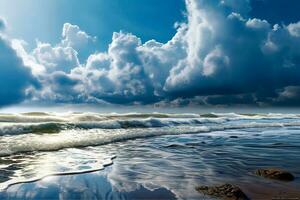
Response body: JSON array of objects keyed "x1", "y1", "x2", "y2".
[{"x1": 0, "y1": 112, "x2": 299, "y2": 199}]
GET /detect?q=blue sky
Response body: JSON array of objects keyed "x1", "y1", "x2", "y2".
[
  {"x1": 2, "y1": 0, "x2": 299, "y2": 50},
  {"x1": 0, "y1": 0, "x2": 185, "y2": 51},
  {"x1": 250, "y1": 0, "x2": 300, "y2": 24},
  {"x1": 1, "y1": 0, "x2": 300, "y2": 108}
]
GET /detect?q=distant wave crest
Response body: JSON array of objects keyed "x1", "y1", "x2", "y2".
[{"x1": 1, "y1": 112, "x2": 300, "y2": 156}]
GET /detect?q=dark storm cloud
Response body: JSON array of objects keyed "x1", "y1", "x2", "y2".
[{"x1": 0, "y1": 36, "x2": 38, "y2": 107}]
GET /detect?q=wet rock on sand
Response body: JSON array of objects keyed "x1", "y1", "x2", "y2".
[
  {"x1": 196, "y1": 183, "x2": 248, "y2": 200},
  {"x1": 255, "y1": 168, "x2": 295, "y2": 181}
]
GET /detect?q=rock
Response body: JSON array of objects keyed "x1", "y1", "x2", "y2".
[
  {"x1": 196, "y1": 183, "x2": 248, "y2": 200},
  {"x1": 255, "y1": 168, "x2": 294, "y2": 181}
]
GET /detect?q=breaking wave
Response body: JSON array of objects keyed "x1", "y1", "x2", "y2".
[
  {"x1": 1, "y1": 121, "x2": 300, "y2": 156},
  {"x1": 1, "y1": 112, "x2": 300, "y2": 156},
  {"x1": 0, "y1": 117, "x2": 226, "y2": 136}
]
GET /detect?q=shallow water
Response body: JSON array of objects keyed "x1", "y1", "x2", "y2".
[{"x1": 0, "y1": 112, "x2": 299, "y2": 199}]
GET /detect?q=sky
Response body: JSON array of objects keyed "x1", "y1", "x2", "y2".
[
  {"x1": 0, "y1": 0, "x2": 185, "y2": 51},
  {"x1": 0, "y1": 0, "x2": 300, "y2": 108}
]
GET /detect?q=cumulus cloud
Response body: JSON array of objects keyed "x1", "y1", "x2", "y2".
[
  {"x1": 3, "y1": 0, "x2": 300, "y2": 107},
  {"x1": 11, "y1": 39, "x2": 46, "y2": 75},
  {"x1": 62, "y1": 23, "x2": 96, "y2": 50},
  {"x1": 32, "y1": 41, "x2": 80, "y2": 73},
  {"x1": 32, "y1": 0, "x2": 300, "y2": 106},
  {"x1": 71, "y1": 32, "x2": 157, "y2": 104},
  {"x1": 22, "y1": 23, "x2": 96, "y2": 75},
  {"x1": 287, "y1": 22, "x2": 300, "y2": 37},
  {"x1": 163, "y1": 0, "x2": 300, "y2": 106},
  {"x1": 165, "y1": 0, "x2": 273, "y2": 96},
  {"x1": 61, "y1": 23, "x2": 97, "y2": 61}
]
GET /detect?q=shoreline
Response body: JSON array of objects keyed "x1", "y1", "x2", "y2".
[
  {"x1": 1, "y1": 157, "x2": 299, "y2": 200},
  {"x1": 0, "y1": 113, "x2": 299, "y2": 199}
]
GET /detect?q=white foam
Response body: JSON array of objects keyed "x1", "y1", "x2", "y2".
[
  {"x1": 0, "y1": 117, "x2": 227, "y2": 136},
  {"x1": 1, "y1": 120, "x2": 300, "y2": 156},
  {"x1": 1, "y1": 112, "x2": 300, "y2": 156},
  {"x1": 0, "y1": 149, "x2": 117, "y2": 191},
  {"x1": 0, "y1": 112, "x2": 201, "y2": 123}
]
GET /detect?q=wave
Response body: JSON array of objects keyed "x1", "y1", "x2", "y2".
[
  {"x1": 1, "y1": 120, "x2": 300, "y2": 157},
  {"x1": 1, "y1": 112, "x2": 300, "y2": 156},
  {"x1": 1, "y1": 112, "x2": 299, "y2": 136},
  {"x1": 0, "y1": 117, "x2": 227, "y2": 136},
  {"x1": 1, "y1": 112, "x2": 299, "y2": 123},
  {"x1": 0, "y1": 112, "x2": 201, "y2": 123}
]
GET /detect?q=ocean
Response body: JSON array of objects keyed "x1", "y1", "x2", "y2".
[{"x1": 0, "y1": 112, "x2": 299, "y2": 199}]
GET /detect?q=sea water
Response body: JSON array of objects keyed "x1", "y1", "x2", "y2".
[{"x1": 0, "y1": 112, "x2": 299, "y2": 199}]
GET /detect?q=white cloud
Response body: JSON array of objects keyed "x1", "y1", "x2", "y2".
[
  {"x1": 61, "y1": 23, "x2": 96, "y2": 50},
  {"x1": 287, "y1": 22, "x2": 300, "y2": 37},
  {"x1": 11, "y1": 39, "x2": 46, "y2": 75},
  {"x1": 202, "y1": 47, "x2": 229, "y2": 76},
  {"x1": 3, "y1": 0, "x2": 300, "y2": 106},
  {"x1": 246, "y1": 18, "x2": 270, "y2": 30},
  {"x1": 74, "y1": 32, "x2": 157, "y2": 103},
  {"x1": 34, "y1": 0, "x2": 300, "y2": 105},
  {"x1": 32, "y1": 41, "x2": 80, "y2": 73}
]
